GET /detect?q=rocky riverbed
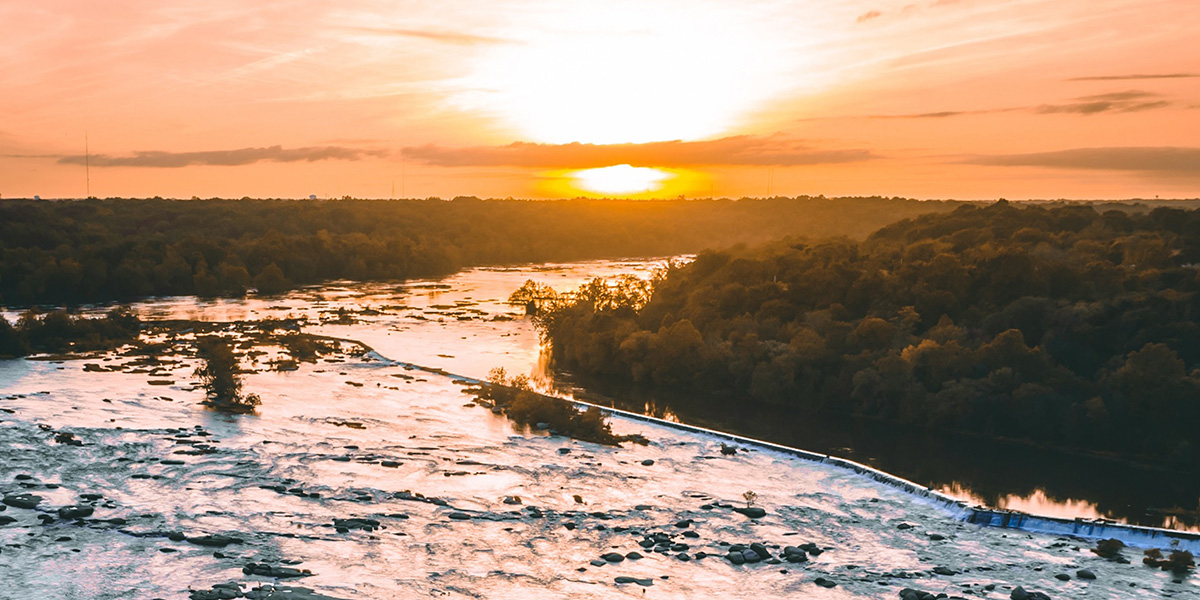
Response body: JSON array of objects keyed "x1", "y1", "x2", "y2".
[{"x1": 1, "y1": 339, "x2": 1196, "y2": 599}]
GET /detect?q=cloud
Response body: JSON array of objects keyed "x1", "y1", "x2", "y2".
[
  {"x1": 1036, "y1": 90, "x2": 1170, "y2": 114},
  {"x1": 856, "y1": 10, "x2": 883, "y2": 22},
  {"x1": 853, "y1": 91, "x2": 1172, "y2": 120},
  {"x1": 58, "y1": 145, "x2": 389, "y2": 168},
  {"x1": 402, "y1": 136, "x2": 879, "y2": 169},
  {"x1": 1068, "y1": 73, "x2": 1198, "y2": 82},
  {"x1": 344, "y1": 27, "x2": 512, "y2": 45},
  {"x1": 866, "y1": 108, "x2": 1021, "y2": 119},
  {"x1": 969, "y1": 147, "x2": 1200, "y2": 176}
]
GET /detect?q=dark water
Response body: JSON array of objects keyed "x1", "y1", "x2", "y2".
[{"x1": 554, "y1": 372, "x2": 1200, "y2": 532}]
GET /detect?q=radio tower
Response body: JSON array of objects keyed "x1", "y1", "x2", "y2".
[{"x1": 85, "y1": 133, "x2": 91, "y2": 199}]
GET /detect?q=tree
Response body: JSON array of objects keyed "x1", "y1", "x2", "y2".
[
  {"x1": 194, "y1": 337, "x2": 261, "y2": 414},
  {"x1": 254, "y1": 263, "x2": 289, "y2": 295}
]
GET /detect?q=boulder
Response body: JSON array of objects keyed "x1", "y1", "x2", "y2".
[
  {"x1": 2, "y1": 494, "x2": 42, "y2": 509},
  {"x1": 57, "y1": 505, "x2": 95, "y2": 520}
]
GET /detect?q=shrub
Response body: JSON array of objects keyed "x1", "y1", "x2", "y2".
[{"x1": 194, "y1": 336, "x2": 261, "y2": 414}]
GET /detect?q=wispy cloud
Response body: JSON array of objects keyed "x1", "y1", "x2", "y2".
[
  {"x1": 344, "y1": 27, "x2": 512, "y2": 46},
  {"x1": 58, "y1": 146, "x2": 389, "y2": 168},
  {"x1": 866, "y1": 108, "x2": 1020, "y2": 119},
  {"x1": 856, "y1": 10, "x2": 883, "y2": 23},
  {"x1": 828, "y1": 91, "x2": 1171, "y2": 121},
  {"x1": 969, "y1": 147, "x2": 1200, "y2": 175},
  {"x1": 402, "y1": 136, "x2": 878, "y2": 168},
  {"x1": 1068, "y1": 73, "x2": 1198, "y2": 82},
  {"x1": 1036, "y1": 90, "x2": 1170, "y2": 115}
]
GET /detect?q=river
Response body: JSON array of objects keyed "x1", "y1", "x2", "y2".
[{"x1": 0, "y1": 258, "x2": 1195, "y2": 599}]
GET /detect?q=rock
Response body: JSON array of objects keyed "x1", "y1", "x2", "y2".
[
  {"x1": 1091, "y1": 538, "x2": 1124, "y2": 559},
  {"x1": 0, "y1": 515, "x2": 15, "y2": 525},
  {"x1": 896, "y1": 522, "x2": 915, "y2": 530},
  {"x1": 899, "y1": 589, "x2": 937, "y2": 600},
  {"x1": 589, "y1": 559, "x2": 607, "y2": 567},
  {"x1": 932, "y1": 566, "x2": 957, "y2": 576},
  {"x1": 1010, "y1": 586, "x2": 1051, "y2": 600},
  {"x1": 727, "y1": 550, "x2": 746, "y2": 565},
  {"x1": 242, "y1": 583, "x2": 346, "y2": 599},
  {"x1": 1076, "y1": 569, "x2": 1096, "y2": 580},
  {"x1": 447, "y1": 512, "x2": 472, "y2": 520},
  {"x1": 720, "y1": 443, "x2": 738, "y2": 455},
  {"x1": 557, "y1": 448, "x2": 571, "y2": 455},
  {"x1": 2, "y1": 494, "x2": 42, "y2": 509},
  {"x1": 379, "y1": 460, "x2": 400, "y2": 468},
  {"x1": 502, "y1": 496, "x2": 522, "y2": 505},
  {"x1": 750, "y1": 543, "x2": 771, "y2": 560},
  {"x1": 641, "y1": 459, "x2": 655, "y2": 466},
  {"x1": 1054, "y1": 573, "x2": 1070, "y2": 581},
  {"x1": 928, "y1": 533, "x2": 945, "y2": 541},
  {"x1": 741, "y1": 549, "x2": 762, "y2": 563},
  {"x1": 186, "y1": 534, "x2": 243, "y2": 547},
  {"x1": 602, "y1": 552, "x2": 625, "y2": 563},
  {"x1": 243, "y1": 563, "x2": 314, "y2": 578},
  {"x1": 54, "y1": 431, "x2": 83, "y2": 446},
  {"x1": 814, "y1": 577, "x2": 837, "y2": 588},
  {"x1": 625, "y1": 551, "x2": 643, "y2": 560},
  {"x1": 675, "y1": 519, "x2": 692, "y2": 528},
  {"x1": 57, "y1": 505, "x2": 95, "y2": 520},
  {"x1": 733, "y1": 507, "x2": 766, "y2": 519},
  {"x1": 614, "y1": 576, "x2": 653, "y2": 586}
]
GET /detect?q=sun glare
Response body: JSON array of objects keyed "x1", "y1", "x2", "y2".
[
  {"x1": 456, "y1": 1, "x2": 796, "y2": 145},
  {"x1": 572, "y1": 164, "x2": 672, "y2": 195}
]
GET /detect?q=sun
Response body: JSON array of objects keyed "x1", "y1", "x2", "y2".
[
  {"x1": 572, "y1": 164, "x2": 672, "y2": 195},
  {"x1": 455, "y1": 1, "x2": 794, "y2": 145}
]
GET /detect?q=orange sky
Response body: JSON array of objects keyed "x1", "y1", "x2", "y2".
[{"x1": 2, "y1": 0, "x2": 1198, "y2": 199}]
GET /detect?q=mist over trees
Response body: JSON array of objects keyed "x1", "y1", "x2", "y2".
[
  {"x1": 535, "y1": 202, "x2": 1200, "y2": 468},
  {"x1": 0, "y1": 196, "x2": 955, "y2": 306}
]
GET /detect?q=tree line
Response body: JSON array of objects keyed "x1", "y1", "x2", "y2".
[
  {"x1": 0, "y1": 308, "x2": 140, "y2": 357},
  {"x1": 0, "y1": 196, "x2": 956, "y2": 306},
  {"x1": 533, "y1": 201, "x2": 1200, "y2": 468}
]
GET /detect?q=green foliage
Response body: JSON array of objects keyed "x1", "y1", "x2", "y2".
[
  {"x1": 0, "y1": 196, "x2": 957, "y2": 306},
  {"x1": 194, "y1": 336, "x2": 261, "y2": 414},
  {"x1": 472, "y1": 368, "x2": 645, "y2": 446},
  {"x1": 535, "y1": 202, "x2": 1200, "y2": 467},
  {"x1": 508, "y1": 280, "x2": 559, "y2": 315},
  {"x1": 0, "y1": 308, "x2": 140, "y2": 356}
]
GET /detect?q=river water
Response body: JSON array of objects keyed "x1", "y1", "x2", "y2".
[{"x1": 0, "y1": 259, "x2": 1196, "y2": 599}]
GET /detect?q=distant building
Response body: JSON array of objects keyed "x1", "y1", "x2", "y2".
[{"x1": 309, "y1": 194, "x2": 317, "y2": 200}]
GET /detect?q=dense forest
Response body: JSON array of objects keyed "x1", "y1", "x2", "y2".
[
  {"x1": 534, "y1": 202, "x2": 1200, "y2": 468},
  {"x1": 0, "y1": 196, "x2": 956, "y2": 306}
]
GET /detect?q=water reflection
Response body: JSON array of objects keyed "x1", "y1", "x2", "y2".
[{"x1": 550, "y1": 367, "x2": 1200, "y2": 532}]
